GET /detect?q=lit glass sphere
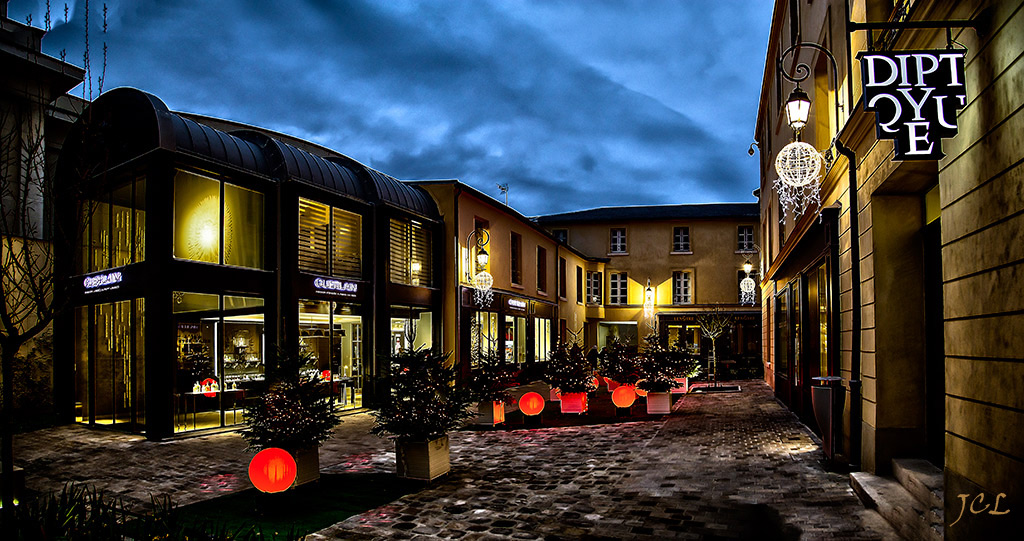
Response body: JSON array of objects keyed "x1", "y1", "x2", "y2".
[
  {"x1": 740, "y1": 276, "x2": 756, "y2": 294},
  {"x1": 775, "y1": 141, "x2": 823, "y2": 188},
  {"x1": 473, "y1": 271, "x2": 493, "y2": 291}
]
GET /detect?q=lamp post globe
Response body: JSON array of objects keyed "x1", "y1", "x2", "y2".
[{"x1": 785, "y1": 86, "x2": 811, "y2": 133}]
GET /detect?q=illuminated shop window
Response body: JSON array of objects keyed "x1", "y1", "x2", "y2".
[
  {"x1": 297, "y1": 198, "x2": 362, "y2": 278},
  {"x1": 534, "y1": 318, "x2": 552, "y2": 362},
  {"x1": 78, "y1": 176, "x2": 146, "y2": 273},
  {"x1": 389, "y1": 218, "x2": 431, "y2": 286},
  {"x1": 173, "y1": 170, "x2": 264, "y2": 269}
]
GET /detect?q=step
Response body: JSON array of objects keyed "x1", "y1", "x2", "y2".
[
  {"x1": 851, "y1": 471, "x2": 943, "y2": 541},
  {"x1": 892, "y1": 459, "x2": 944, "y2": 521}
]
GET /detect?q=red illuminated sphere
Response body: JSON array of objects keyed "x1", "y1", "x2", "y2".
[
  {"x1": 249, "y1": 448, "x2": 297, "y2": 493},
  {"x1": 612, "y1": 385, "x2": 637, "y2": 408},
  {"x1": 519, "y1": 392, "x2": 545, "y2": 416}
]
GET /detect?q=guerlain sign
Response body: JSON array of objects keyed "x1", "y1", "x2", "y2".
[
  {"x1": 83, "y1": 271, "x2": 123, "y2": 293},
  {"x1": 859, "y1": 50, "x2": 967, "y2": 160},
  {"x1": 313, "y1": 277, "x2": 358, "y2": 297}
]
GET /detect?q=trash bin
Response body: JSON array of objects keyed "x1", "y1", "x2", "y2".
[{"x1": 811, "y1": 376, "x2": 844, "y2": 462}]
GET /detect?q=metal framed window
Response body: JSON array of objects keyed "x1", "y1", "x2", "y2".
[
  {"x1": 673, "y1": 226, "x2": 691, "y2": 252},
  {"x1": 610, "y1": 272, "x2": 628, "y2": 304},
  {"x1": 537, "y1": 246, "x2": 547, "y2": 292},
  {"x1": 389, "y1": 218, "x2": 431, "y2": 286},
  {"x1": 672, "y1": 270, "x2": 693, "y2": 304},
  {"x1": 610, "y1": 228, "x2": 626, "y2": 254},
  {"x1": 586, "y1": 271, "x2": 603, "y2": 304},
  {"x1": 738, "y1": 225, "x2": 755, "y2": 252},
  {"x1": 510, "y1": 232, "x2": 522, "y2": 285}
]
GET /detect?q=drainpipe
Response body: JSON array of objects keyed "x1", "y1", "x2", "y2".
[{"x1": 834, "y1": 140, "x2": 862, "y2": 470}]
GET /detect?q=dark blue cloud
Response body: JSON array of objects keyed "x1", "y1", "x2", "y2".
[{"x1": 11, "y1": 0, "x2": 773, "y2": 214}]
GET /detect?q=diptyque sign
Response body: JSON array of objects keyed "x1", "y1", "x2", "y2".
[{"x1": 859, "y1": 50, "x2": 967, "y2": 160}]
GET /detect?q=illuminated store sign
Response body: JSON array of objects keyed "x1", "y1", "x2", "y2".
[
  {"x1": 83, "y1": 271, "x2": 123, "y2": 293},
  {"x1": 508, "y1": 298, "x2": 527, "y2": 311},
  {"x1": 313, "y1": 277, "x2": 358, "y2": 297},
  {"x1": 860, "y1": 50, "x2": 967, "y2": 160}
]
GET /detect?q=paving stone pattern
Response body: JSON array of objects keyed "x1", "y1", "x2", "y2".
[{"x1": 14, "y1": 381, "x2": 897, "y2": 539}]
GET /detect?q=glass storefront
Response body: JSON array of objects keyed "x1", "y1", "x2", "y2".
[
  {"x1": 172, "y1": 291, "x2": 265, "y2": 433},
  {"x1": 534, "y1": 318, "x2": 552, "y2": 362},
  {"x1": 471, "y1": 311, "x2": 499, "y2": 367},
  {"x1": 79, "y1": 176, "x2": 146, "y2": 274},
  {"x1": 598, "y1": 322, "x2": 638, "y2": 349},
  {"x1": 74, "y1": 299, "x2": 146, "y2": 430},
  {"x1": 298, "y1": 300, "x2": 364, "y2": 410},
  {"x1": 504, "y1": 315, "x2": 526, "y2": 364},
  {"x1": 390, "y1": 306, "x2": 433, "y2": 354}
]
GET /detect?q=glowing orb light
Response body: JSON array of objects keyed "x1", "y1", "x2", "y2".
[
  {"x1": 249, "y1": 448, "x2": 296, "y2": 493},
  {"x1": 612, "y1": 385, "x2": 637, "y2": 408},
  {"x1": 519, "y1": 392, "x2": 545, "y2": 416}
]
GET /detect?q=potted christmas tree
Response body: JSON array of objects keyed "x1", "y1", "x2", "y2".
[
  {"x1": 545, "y1": 342, "x2": 597, "y2": 414},
  {"x1": 467, "y1": 348, "x2": 519, "y2": 426},
  {"x1": 636, "y1": 335, "x2": 685, "y2": 415},
  {"x1": 371, "y1": 348, "x2": 475, "y2": 480},
  {"x1": 242, "y1": 350, "x2": 341, "y2": 488}
]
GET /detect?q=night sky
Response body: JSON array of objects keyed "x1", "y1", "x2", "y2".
[{"x1": 12, "y1": 0, "x2": 774, "y2": 215}]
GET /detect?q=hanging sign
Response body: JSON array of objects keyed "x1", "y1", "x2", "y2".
[{"x1": 859, "y1": 50, "x2": 967, "y2": 160}]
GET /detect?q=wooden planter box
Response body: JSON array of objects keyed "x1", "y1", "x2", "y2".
[
  {"x1": 292, "y1": 447, "x2": 320, "y2": 487},
  {"x1": 476, "y1": 400, "x2": 506, "y2": 425},
  {"x1": 396, "y1": 436, "x2": 450, "y2": 481},
  {"x1": 559, "y1": 392, "x2": 587, "y2": 414},
  {"x1": 646, "y1": 392, "x2": 672, "y2": 414}
]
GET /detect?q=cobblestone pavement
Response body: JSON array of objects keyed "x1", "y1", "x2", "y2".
[{"x1": 14, "y1": 381, "x2": 897, "y2": 539}]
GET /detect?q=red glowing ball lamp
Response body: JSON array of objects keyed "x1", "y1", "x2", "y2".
[
  {"x1": 519, "y1": 392, "x2": 545, "y2": 416},
  {"x1": 249, "y1": 448, "x2": 297, "y2": 493},
  {"x1": 611, "y1": 385, "x2": 637, "y2": 408}
]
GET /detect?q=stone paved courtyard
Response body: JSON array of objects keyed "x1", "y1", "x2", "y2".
[{"x1": 14, "y1": 381, "x2": 897, "y2": 539}]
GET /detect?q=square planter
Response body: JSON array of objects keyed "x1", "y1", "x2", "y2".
[
  {"x1": 396, "y1": 436, "x2": 450, "y2": 481},
  {"x1": 671, "y1": 377, "x2": 689, "y2": 394},
  {"x1": 559, "y1": 392, "x2": 587, "y2": 414},
  {"x1": 476, "y1": 400, "x2": 506, "y2": 425},
  {"x1": 646, "y1": 392, "x2": 672, "y2": 414},
  {"x1": 292, "y1": 447, "x2": 320, "y2": 487}
]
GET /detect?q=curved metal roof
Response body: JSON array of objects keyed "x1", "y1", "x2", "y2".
[
  {"x1": 167, "y1": 115, "x2": 270, "y2": 174},
  {"x1": 232, "y1": 130, "x2": 366, "y2": 199},
  {"x1": 363, "y1": 166, "x2": 439, "y2": 219},
  {"x1": 60, "y1": 87, "x2": 438, "y2": 218}
]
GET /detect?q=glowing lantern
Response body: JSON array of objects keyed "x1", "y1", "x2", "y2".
[
  {"x1": 519, "y1": 392, "x2": 545, "y2": 416},
  {"x1": 611, "y1": 385, "x2": 637, "y2": 408},
  {"x1": 201, "y1": 377, "x2": 218, "y2": 398},
  {"x1": 249, "y1": 448, "x2": 296, "y2": 493},
  {"x1": 635, "y1": 380, "x2": 648, "y2": 397}
]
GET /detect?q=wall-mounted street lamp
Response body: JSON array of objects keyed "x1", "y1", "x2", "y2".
[
  {"x1": 784, "y1": 86, "x2": 811, "y2": 135},
  {"x1": 740, "y1": 258, "x2": 756, "y2": 306},
  {"x1": 644, "y1": 278, "x2": 656, "y2": 330},
  {"x1": 467, "y1": 228, "x2": 493, "y2": 307}
]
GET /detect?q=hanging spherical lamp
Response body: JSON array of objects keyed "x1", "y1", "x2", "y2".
[{"x1": 775, "y1": 141, "x2": 823, "y2": 187}]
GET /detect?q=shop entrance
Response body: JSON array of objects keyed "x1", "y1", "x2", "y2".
[
  {"x1": 298, "y1": 300, "x2": 364, "y2": 410},
  {"x1": 171, "y1": 292, "x2": 265, "y2": 433},
  {"x1": 74, "y1": 298, "x2": 146, "y2": 431}
]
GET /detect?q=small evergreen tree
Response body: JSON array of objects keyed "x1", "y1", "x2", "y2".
[
  {"x1": 371, "y1": 349, "x2": 475, "y2": 443},
  {"x1": 545, "y1": 342, "x2": 597, "y2": 394},
  {"x1": 598, "y1": 340, "x2": 641, "y2": 385}
]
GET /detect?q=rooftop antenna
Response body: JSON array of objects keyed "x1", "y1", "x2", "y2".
[{"x1": 497, "y1": 183, "x2": 509, "y2": 206}]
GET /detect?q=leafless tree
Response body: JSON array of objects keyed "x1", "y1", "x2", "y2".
[
  {"x1": 1, "y1": 0, "x2": 105, "y2": 518},
  {"x1": 697, "y1": 305, "x2": 734, "y2": 386}
]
